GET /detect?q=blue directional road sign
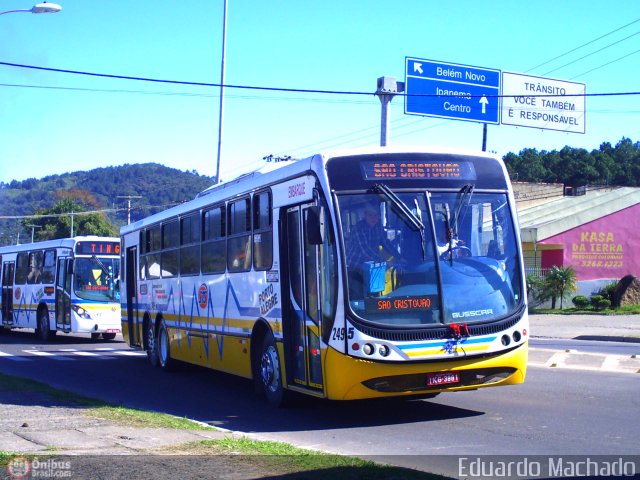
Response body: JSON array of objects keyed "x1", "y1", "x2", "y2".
[{"x1": 405, "y1": 58, "x2": 501, "y2": 124}]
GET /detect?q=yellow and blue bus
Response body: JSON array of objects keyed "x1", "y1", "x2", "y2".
[
  {"x1": 0, "y1": 236, "x2": 121, "y2": 341},
  {"x1": 120, "y1": 146, "x2": 528, "y2": 405}
]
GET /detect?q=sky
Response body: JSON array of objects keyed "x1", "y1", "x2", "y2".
[{"x1": 0, "y1": 0, "x2": 638, "y2": 185}]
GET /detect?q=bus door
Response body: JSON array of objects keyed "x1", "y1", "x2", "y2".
[
  {"x1": 125, "y1": 246, "x2": 141, "y2": 347},
  {"x1": 281, "y1": 205, "x2": 324, "y2": 393},
  {"x1": 1, "y1": 262, "x2": 14, "y2": 325},
  {"x1": 55, "y1": 258, "x2": 72, "y2": 330}
]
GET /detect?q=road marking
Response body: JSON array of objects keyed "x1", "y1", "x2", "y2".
[
  {"x1": 0, "y1": 351, "x2": 32, "y2": 362},
  {"x1": 22, "y1": 350, "x2": 74, "y2": 361},
  {"x1": 529, "y1": 348, "x2": 640, "y2": 374},
  {"x1": 1, "y1": 348, "x2": 146, "y2": 362}
]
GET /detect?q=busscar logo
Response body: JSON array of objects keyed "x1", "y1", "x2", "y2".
[{"x1": 452, "y1": 309, "x2": 493, "y2": 319}]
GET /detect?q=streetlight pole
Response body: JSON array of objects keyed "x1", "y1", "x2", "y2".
[
  {"x1": 0, "y1": 3, "x2": 62, "y2": 15},
  {"x1": 214, "y1": 0, "x2": 228, "y2": 185}
]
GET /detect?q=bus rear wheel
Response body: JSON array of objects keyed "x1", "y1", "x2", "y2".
[
  {"x1": 259, "y1": 331, "x2": 287, "y2": 407},
  {"x1": 157, "y1": 322, "x2": 174, "y2": 371},
  {"x1": 102, "y1": 333, "x2": 117, "y2": 341}
]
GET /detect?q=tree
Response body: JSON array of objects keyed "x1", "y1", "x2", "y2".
[
  {"x1": 543, "y1": 266, "x2": 578, "y2": 309},
  {"x1": 22, "y1": 198, "x2": 117, "y2": 241}
]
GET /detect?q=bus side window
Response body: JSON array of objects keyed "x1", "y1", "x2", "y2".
[
  {"x1": 253, "y1": 190, "x2": 273, "y2": 271},
  {"x1": 42, "y1": 250, "x2": 56, "y2": 284},
  {"x1": 227, "y1": 198, "x2": 251, "y2": 272},
  {"x1": 202, "y1": 205, "x2": 226, "y2": 274},
  {"x1": 15, "y1": 253, "x2": 30, "y2": 284}
]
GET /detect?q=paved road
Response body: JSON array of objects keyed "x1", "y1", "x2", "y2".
[{"x1": 1, "y1": 312, "x2": 639, "y2": 479}]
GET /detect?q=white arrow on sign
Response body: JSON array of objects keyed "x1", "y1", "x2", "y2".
[
  {"x1": 479, "y1": 95, "x2": 489, "y2": 114},
  {"x1": 414, "y1": 62, "x2": 423, "y2": 74}
]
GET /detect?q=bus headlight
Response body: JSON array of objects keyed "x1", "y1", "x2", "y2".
[
  {"x1": 362, "y1": 344, "x2": 374, "y2": 355},
  {"x1": 71, "y1": 305, "x2": 92, "y2": 319},
  {"x1": 378, "y1": 345, "x2": 390, "y2": 357}
]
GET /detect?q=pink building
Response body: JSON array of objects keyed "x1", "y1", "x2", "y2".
[{"x1": 517, "y1": 186, "x2": 640, "y2": 298}]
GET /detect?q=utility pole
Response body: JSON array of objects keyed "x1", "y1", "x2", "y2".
[
  {"x1": 24, "y1": 224, "x2": 42, "y2": 243},
  {"x1": 375, "y1": 77, "x2": 404, "y2": 146},
  {"x1": 214, "y1": 0, "x2": 229, "y2": 184},
  {"x1": 117, "y1": 196, "x2": 143, "y2": 225}
]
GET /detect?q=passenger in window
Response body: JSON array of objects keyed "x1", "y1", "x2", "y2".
[{"x1": 27, "y1": 260, "x2": 41, "y2": 284}]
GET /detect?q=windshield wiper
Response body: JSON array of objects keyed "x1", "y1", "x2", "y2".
[
  {"x1": 372, "y1": 184, "x2": 424, "y2": 231},
  {"x1": 452, "y1": 184, "x2": 474, "y2": 236},
  {"x1": 372, "y1": 183, "x2": 426, "y2": 259},
  {"x1": 91, "y1": 255, "x2": 111, "y2": 279},
  {"x1": 444, "y1": 184, "x2": 474, "y2": 264}
]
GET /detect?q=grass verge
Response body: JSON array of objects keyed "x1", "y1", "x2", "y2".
[
  {"x1": 164, "y1": 436, "x2": 445, "y2": 479},
  {"x1": 0, "y1": 373, "x2": 445, "y2": 478}
]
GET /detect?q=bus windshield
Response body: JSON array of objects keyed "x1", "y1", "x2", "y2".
[
  {"x1": 338, "y1": 189, "x2": 522, "y2": 326},
  {"x1": 74, "y1": 257, "x2": 120, "y2": 302}
]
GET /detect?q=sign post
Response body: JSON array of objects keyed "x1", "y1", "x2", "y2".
[{"x1": 404, "y1": 58, "x2": 501, "y2": 124}]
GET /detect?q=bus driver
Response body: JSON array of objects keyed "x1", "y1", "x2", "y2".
[{"x1": 346, "y1": 201, "x2": 395, "y2": 298}]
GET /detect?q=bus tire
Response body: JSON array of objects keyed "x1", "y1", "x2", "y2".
[
  {"x1": 36, "y1": 310, "x2": 55, "y2": 342},
  {"x1": 146, "y1": 320, "x2": 159, "y2": 368},
  {"x1": 259, "y1": 331, "x2": 287, "y2": 407},
  {"x1": 157, "y1": 321, "x2": 174, "y2": 371},
  {"x1": 91, "y1": 332, "x2": 101, "y2": 340},
  {"x1": 102, "y1": 333, "x2": 117, "y2": 341}
]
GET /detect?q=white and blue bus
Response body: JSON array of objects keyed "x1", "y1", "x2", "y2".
[
  {"x1": 0, "y1": 236, "x2": 121, "y2": 341},
  {"x1": 120, "y1": 146, "x2": 528, "y2": 405}
]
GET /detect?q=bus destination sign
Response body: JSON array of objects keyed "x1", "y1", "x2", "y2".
[
  {"x1": 365, "y1": 295, "x2": 435, "y2": 314},
  {"x1": 361, "y1": 160, "x2": 476, "y2": 181},
  {"x1": 76, "y1": 241, "x2": 120, "y2": 255}
]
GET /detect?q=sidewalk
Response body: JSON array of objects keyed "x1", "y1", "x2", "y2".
[
  {"x1": 529, "y1": 313, "x2": 640, "y2": 343},
  {"x1": 0, "y1": 314, "x2": 638, "y2": 459}
]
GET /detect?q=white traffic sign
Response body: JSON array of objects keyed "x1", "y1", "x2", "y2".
[{"x1": 501, "y1": 72, "x2": 586, "y2": 133}]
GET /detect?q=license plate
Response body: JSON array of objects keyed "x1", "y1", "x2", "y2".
[{"x1": 426, "y1": 372, "x2": 460, "y2": 387}]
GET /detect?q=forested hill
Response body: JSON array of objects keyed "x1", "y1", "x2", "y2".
[
  {"x1": 0, "y1": 163, "x2": 214, "y2": 224},
  {"x1": 503, "y1": 137, "x2": 640, "y2": 187}
]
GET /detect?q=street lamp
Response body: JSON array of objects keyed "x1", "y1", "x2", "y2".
[{"x1": 0, "y1": 2, "x2": 62, "y2": 15}]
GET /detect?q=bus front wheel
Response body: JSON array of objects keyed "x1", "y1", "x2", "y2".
[
  {"x1": 36, "y1": 310, "x2": 55, "y2": 342},
  {"x1": 259, "y1": 331, "x2": 287, "y2": 407},
  {"x1": 146, "y1": 320, "x2": 159, "y2": 367}
]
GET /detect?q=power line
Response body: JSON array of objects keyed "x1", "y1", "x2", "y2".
[
  {"x1": 570, "y1": 47, "x2": 640, "y2": 80},
  {"x1": 526, "y1": 17, "x2": 640, "y2": 72},
  {"x1": 1, "y1": 61, "x2": 639, "y2": 99},
  {"x1": 542, "y1": 30, "x2": 640, "y2": 76}
]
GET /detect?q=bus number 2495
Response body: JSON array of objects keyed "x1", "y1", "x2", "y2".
[{"x1": 331, "y1": 327, "x2": 354, "y2": 341}]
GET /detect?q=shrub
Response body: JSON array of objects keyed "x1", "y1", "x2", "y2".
[
  {"x1": 572, "y1": 295, "x2": 590, "y2": 308},
  {"x1": 594, "y1": 282, "x2": 617, "y2": 302},
  {"x1": 590, "y1": 295, "x2": 611, "y2": 310}
]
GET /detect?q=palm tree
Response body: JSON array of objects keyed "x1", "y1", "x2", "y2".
[{"x1": 544, "y1": 266, "x2": 578, "y2": 309}]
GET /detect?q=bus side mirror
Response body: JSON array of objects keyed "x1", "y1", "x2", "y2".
[
  {"x1": 306, "y1": 206, "x2": 325, "y2": 245},
  {"x1": 67, "y1": 261, "x2": 74, "y2": 275}
]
